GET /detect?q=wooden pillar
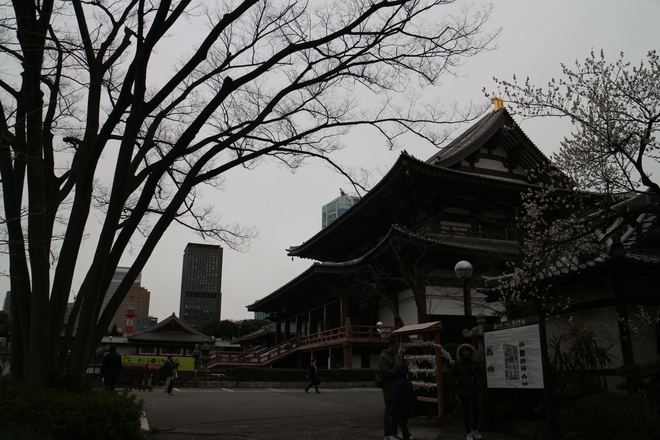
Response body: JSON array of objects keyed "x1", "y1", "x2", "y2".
[
  {"x1": 275, "y1": 322, "x2": 282, "y2": 344},
  {"x1": 341, "y1": 296, "x2": 350, "y2": 325},
  {"x1": 613, "y1": 269, "x2": 635, "y2": 364},
  {"x1": 343, "y1": 342, "x2": 352, "y2": 368},
  {"x1": 433, "y1": 330, "x2": 452, "y2": 425},
  {"x1": 284, "y1": 319, "x2": 291, "y2": 341}
]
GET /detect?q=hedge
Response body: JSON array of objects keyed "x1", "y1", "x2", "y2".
[{"x1": 0, "y1": 378, "x2": 145, "y2": 440}]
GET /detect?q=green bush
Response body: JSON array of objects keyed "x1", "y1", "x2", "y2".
[
  {"x1": 616, "y1": 360, "x2": 660, "y2": 412},
  {"x1": 548, "y1": 324, "x2": 614, "y2": 407},
  {"x1": 0, "y1": 378, "x2": 145, "y2": 440},
  {"x1": 572, "y1": 392, "x2": 660, "y2": 440}
]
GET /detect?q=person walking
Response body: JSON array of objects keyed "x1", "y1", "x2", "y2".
[
  {"x1": 305, "y1": 358, "x2": 320, "y2": 393},
  {"x1": 378, "y1": 338, "x2": 401, "y2": 440},
  {"x1": 101, "y1": 344, "x2": 123, "y2": 390},
  {"x1": 450, "y1": 343, "x2": 483, "y2": 440},
  {"x1": 162, "y1": 356, "x2": 178, "y2": 396},
  {"x1": 388, "y1": 363, "x2": 417, "y2": 440},
  {"x1": 168, "y1": 358, "x2": 180, "y2": 394}
]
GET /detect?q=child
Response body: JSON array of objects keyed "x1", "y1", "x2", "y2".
[{"x1": 388, "y1": 363, "x2": 417, "y2": 440}]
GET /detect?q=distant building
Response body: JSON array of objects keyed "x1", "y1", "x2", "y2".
[
  {"x1": 111, "y1": 284, "x2": 151, "y2": 336},
  {"x1": 65, "y1": 302, "x2": 75, "y2": 326},
  {"x1": 2, "y1": 292, "x2": 9, "y2": 311},
  {"x1": 179, "y1": 243, "x2": 223, "y2": 330},
  {"x1": 136, "y1": 316, "x2": 158, "y2": 333},
  {"x1": 101, "y1": 267, "x2": 131, "y2": 314},
  {"x1": 321, "y1": 190, "x2": 360, "y2": 229},
  {"x1": 253, "y1": 311, "x2": 269, "y2": 320}
]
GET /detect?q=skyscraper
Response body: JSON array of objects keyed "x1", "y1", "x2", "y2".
[
  {"x1": 104, "y1": 267, "x2": 151, "y2": 335},
  {"x1": 179, "y1": 243, "x2": 223, "y2": 329},
  {"x1": 322, "y1": 189, "x2": 360, "y2": 229},
  {"x1": 111, "y1": 283, "x2": 151, "y2": 335},
  {"x1": 101, "y1": 267, "x2": 131, "y2": 314}
]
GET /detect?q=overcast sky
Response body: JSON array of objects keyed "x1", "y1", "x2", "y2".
[{"x1": 1, "y1": 0, "x2": 658, "y2": 323}]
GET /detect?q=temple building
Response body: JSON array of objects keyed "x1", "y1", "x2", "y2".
[{"x1": 237, "y1": 100, "x2": 659, "y2": 373}]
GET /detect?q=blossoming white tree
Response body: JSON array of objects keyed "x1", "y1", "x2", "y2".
[{"x1": 489, "y1": 50, "x2": 660, "y2": 318}]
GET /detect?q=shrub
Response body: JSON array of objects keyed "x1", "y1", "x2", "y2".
[
  {"x1": 0, "y1": 378, "x2": 145, "y2": 440},
  {"x1": 572, "y1": 392, "x2": 660, "y2": 440},
  {"x1": 616, "y1": 360, "x2": 660, "y2": 413},
  {"x1": 548, "y1": 323, "x2": 614, "y2": 407}
]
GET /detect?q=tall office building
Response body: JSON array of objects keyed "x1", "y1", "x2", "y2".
[
  {"x1": 101, "y1": 267, "x2": 131, "y2": 315},
  {"x1": 322, "y1": 190, "x2": 360, "y2": 229},
  {"x1": 111, "y1": 283, "x2": 151, "y2": 335},
  {"x1": 179, "y1": 243, "x2": 223, "y2": 330},
  {"x1": 2, "y1": 292, "x2": 9, "y2": 311}
]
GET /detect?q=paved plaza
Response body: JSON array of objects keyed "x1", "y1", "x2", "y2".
[{"x1": 139, "y1": 386, "x2": 519, "y2": 440}]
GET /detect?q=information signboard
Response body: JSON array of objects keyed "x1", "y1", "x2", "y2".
[{"x1": 484, "y1": 316, "x2": 545, "y2": 389}]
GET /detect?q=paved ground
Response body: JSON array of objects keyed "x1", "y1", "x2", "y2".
[{"x1": 138, "y1": 386, "x2": 519, "y2": 440}]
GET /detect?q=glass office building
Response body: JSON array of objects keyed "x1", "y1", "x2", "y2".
[{"x1": 179, "y1": 243, "x2": 223, "y2": 330}]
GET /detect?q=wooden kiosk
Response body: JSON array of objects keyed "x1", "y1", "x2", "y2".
[{"x1": 390, "y1": 321, "x2": 453, "y2": 425}]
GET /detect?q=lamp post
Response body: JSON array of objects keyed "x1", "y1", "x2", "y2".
[
  {"x1": 376, "y1": 321, "x2": 383, "y2": 348},
  {"x1": 454, "y1": 260, "x2": 473, "y2": 328}
]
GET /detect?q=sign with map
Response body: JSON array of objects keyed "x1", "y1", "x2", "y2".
[{"x1": 483, "y1": 317, "x2": 545, "y2": 389}]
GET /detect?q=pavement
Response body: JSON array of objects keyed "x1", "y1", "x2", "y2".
[{"x1": 136, "y1": 386, "x2": 521, "y2": 440}]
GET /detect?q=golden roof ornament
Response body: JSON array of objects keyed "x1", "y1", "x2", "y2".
[{"x1": 491, "y1": 97, "x2": 504, "y2": 112}]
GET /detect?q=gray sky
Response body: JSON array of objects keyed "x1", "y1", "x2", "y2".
[{"x1": 1, "y1": 0, "x2": 658, "y2": 323}]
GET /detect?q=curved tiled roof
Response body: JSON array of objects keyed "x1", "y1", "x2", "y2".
[
  {"x1": 426, "y1": 107, "x2": 551, "y2": 171},
  {"x1": 483, "y1": 193, "x2": 660, "y2": 293},
  {"x1": 287, "y1": 152, "x2": 536, "y2": 261},
  {"x1": 129, "y1": 313, "x2": 214, "y2": 344}
]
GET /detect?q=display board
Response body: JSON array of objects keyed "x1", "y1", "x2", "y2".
[{"x1": 483, "y1": 317, "x2": 545, "y2": 389}]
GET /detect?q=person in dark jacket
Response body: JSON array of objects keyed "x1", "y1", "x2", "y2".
[
  {"x1": 387, "y1": 363, "x2": 417, "y2": 440},
  {"x1": 450, "y1": 343, "x2": 482, "y2": 440},
  {"x1": 101, "y1": 344, "x2": 123, "y2": 390},
  {"x1": 162, "y1": 356, "x2": 178, "y2": 396},
  {"x1": 378, "y1": 338, "x2": 401, "y2": 440},
  {"x1": 305, "y1": 358, "x2": 320, "y2": 393}
]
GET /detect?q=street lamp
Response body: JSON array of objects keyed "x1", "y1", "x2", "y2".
[
  {"x1": 454, "y1": 260, "x2": 473, "y2": 328},
  {"x1": 376, "y1": 321, "x2": 383, "y2": 347}
]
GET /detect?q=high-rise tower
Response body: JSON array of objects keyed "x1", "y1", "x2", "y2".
[
  {"x1": 179, "y1": 243, "x2": 223, "y2": 329},
  {"x1": 322, "y1": 189, "x2": 360, "y2": 229},
  {"x1": 108, "y1": 268, "x2": 151, "y2": 335}
]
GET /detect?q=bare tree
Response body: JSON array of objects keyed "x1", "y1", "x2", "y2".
[{"x1": 0, "y1": 0, "x2": 496, "y2": 386}]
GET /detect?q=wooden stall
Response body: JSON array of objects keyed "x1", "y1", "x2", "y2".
[{"x1": 391, "y1": 321, "x2": 453, "y2": 425}]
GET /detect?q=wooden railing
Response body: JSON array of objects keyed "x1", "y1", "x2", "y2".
[{"x1": 208, "y1": 324, "x2": 393, "y2": 367}]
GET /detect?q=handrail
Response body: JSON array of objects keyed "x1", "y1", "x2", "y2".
[{"x1": 208, "y1": 324, "x2": 394, "y2": 367}]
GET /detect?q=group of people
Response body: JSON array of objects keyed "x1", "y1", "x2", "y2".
[
  {"x1": 305, "y1": 338, "x2": 482, "y2": 440},
  {"x1": 101, "y1": 345, "x2": 179, "y2": 396},
  {"x1": 377, "y1": 339, "x2": 483, "y2": 440},
  {"x1": 105, "y1": 339, "x2": 482, "y2": 440},
  {"x1": 162, "y1": 356, "x2": 180, "y2": 395}
]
